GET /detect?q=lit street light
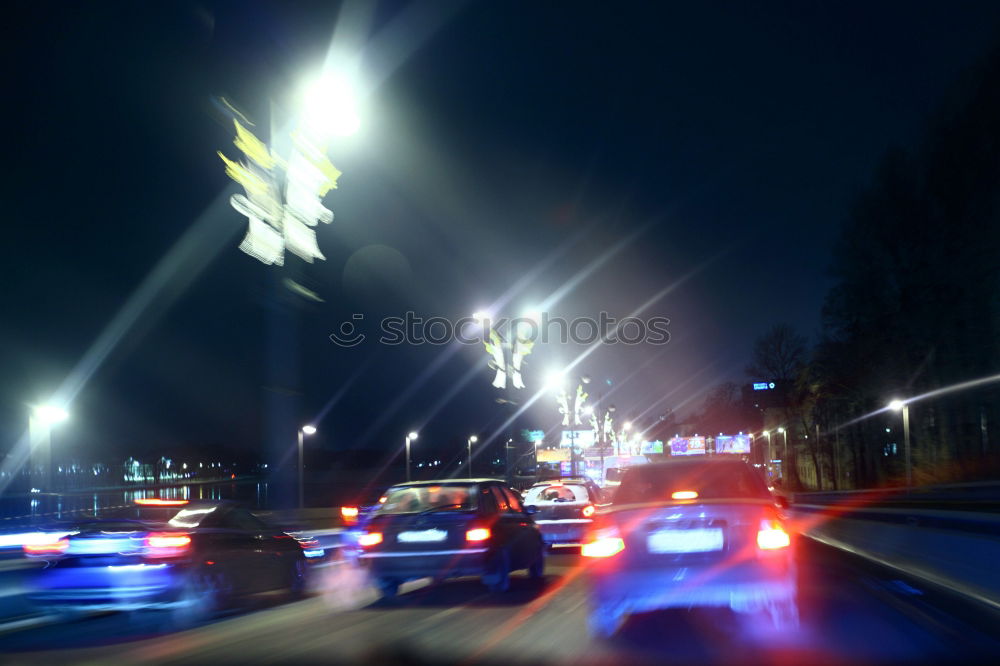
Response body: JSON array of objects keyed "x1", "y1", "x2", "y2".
[
  {"x1": 467, "y1": 435, "x2": 478, "y2": 478},
  {"x1": 33, "y1": 405, "x2": 69, "y2": 425},
  {"x1": 298, "y1": 425, "x2": 316, "y2": 509},
  {"x1": 888, "y1": 399, "x2": 911, "y2": 487},
  {"x1": 299, "y1": 72, "x2": 361, "y2": 139},
  {"x1": 406, "y1": 431, "x2": 419, "y2": 482},
  {"x1": 777, "y1": 427, "x2": 788, "y2": 481},
  {"x1": 29, "y1": 404, "x2": 69, "y2": 491}
]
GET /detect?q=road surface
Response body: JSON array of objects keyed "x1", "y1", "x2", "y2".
[{"x1": 1, "y1": 538, "x2": 998, "y2": 665}]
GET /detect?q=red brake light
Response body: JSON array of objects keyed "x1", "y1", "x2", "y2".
[
  {"x1": 134, "y1": 498, "x2": 189, "y2": 507},
  {"x1": 671, "y1": 490, "x2": 698, "y2": 500},
  {"x1": 341, "y1": 506, "x2": 360, "y2": 525},
  {"x1": 23, "y1": 537, "x2": 69, "y2": 556},
  {"x1": 359, "y1": 532, "x2": 383, "y2": 547},
  {"x1": 581, "y1": 504, "x2": 595, "y2": 518},
  {"x1": 757, "y1": 520, "x2": 791, "y2": 550},
  {"x1": 144, "y1": 532, "x2": 192, "y2": 558},
  {"x1": 465, "y1": 528, "x2": 491, "y2": 542},
  {"x1": 581, "y1": 527, "x2": 625, "y2": 558}
]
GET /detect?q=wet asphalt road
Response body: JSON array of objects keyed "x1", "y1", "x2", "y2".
[{"x1": 2, "y1": 538, "x2": 999, "y2": 666}]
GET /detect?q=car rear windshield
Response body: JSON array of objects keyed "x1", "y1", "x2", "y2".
[
  {"x1": 377, "y1": 484, "x2": 479, "y2": 515},
  {"x1": 614, "y1": 463, "x2": 771, "y2": 504},
  {"x1": 525, "y1": 483, "x2": 589, "y2": 504}
]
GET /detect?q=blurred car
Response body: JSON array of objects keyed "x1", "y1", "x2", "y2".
[
  {"x1": 339, "y1": 486, "x2": 396, "y2": 562},
  {"x1": 522, "y1": 479, "x2": 601, "y2": 547},
  {"x1": 603, "y1": 467, "x2": 624, "y2": 491},
  {"x1": 559, "y1": 476, "x2": 608, "y2": 502},
  {"x1": 358, "y1": 479, "x2": 545, "y2": 597},
  {"x1": 24, "y1": 499, "x2": 311, "y2": 627},
  {"x1": 582, "y1": 459, "x2": 797, "y2": 637}
]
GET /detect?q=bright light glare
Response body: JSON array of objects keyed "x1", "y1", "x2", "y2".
[
  {"x1": 32, "y1": 405, "x2": 69, "y2": 425},
  {"x1": 408, "y1": 431, "x2": 419, "y2": 440},
  {"x1": 757, "y1": 522, "x2": 791, "y2": 550},
  {"x1": 340, "y1": 506, "x2": 359, "y2": 519},
  {"x1": 359, "y1": 532, "x2": 383, "y2": 547},
  {"x1": 778, "y1": 427, "x2": 785, "y2": 433},
  {"x1": 469, "y1": 435, "x2": 478, "y2": 443},
  {"x1": 888, "y1": 399, "x2": 905, "y2": 411},
  {"x1": 671, "y1": 490, "x2": 698, "y2": 500},
  {"x1": 581, "y1": 536, "x2": 625, "y2": 558},
  {"x1": 623, "y1": 422, "x2": 632, "y2": 430},
  {"x1": 302, "y1": 425, "x2": 318, "y2": 435},
  {"x1": 300, "y1": 73, "x2": 360, "y2": 138},
  {"x1": 583, "y1": 405, "x2": 594, "y2": 415},
  {"x1": 465, "y1": 528, "x2": 491, "y2": 542},
  {"x1": 134, "y1": 498, "x2": 189, "y2": 507},
  {"x1": 545, "y1": 370, "x2": 566, "y2": 391}
]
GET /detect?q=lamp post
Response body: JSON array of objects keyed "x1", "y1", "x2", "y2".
[
  {"x1": 467, "y1": 435, "x2": 478, "y2": 478},
  {"x1": 777, "y1": 427, "x2": 789, "y2": 482},
  {"x1": 405, "y1": 431, "x2": 419, "y2": 482},
  {"x1": 889, "y1": 400, "x2": 911, "y2": 487},
  {"x1": 29, "y1": 404, "x2": 69, "y2": 492},
  {"x1": 298, "y1": 425, "x2": 316, "y2": 509},
  {"x1": 762, "y1": 430, "x2": 772, "y2": 478},
  {"x1": 550, "y1": 372, "x2": 591, "y2": 477}
]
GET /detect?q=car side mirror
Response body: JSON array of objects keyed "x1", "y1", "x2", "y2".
[
  {"x1": 524, "y1": 504, "x2": 539, "y2": 515},
  {"x1": 775, "y1": 495, "x2": 789, "y2": 510}
]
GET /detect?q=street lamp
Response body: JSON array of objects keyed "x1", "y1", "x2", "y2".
[
  {"x1": 298, "y1": 425, "x2": 316, "y2": 509},
  {"x1": 405, "y1": 431, "x2": 419, "y2": 482},
  {"x1": 777, "y1": 427, "x2": 788, "y2": 481},
  {"x1": 29, "y1": 404, "x2": 69, "y2": 491},
  {"x1": 467, "y1": 435, "x2": 478, "y2": 478},
  {"x1": 888, "y1": 399, "x2": 911, "y2": 487},
  {"x1": 299, "y1": 72, "x2": 361, "y2": 139}
]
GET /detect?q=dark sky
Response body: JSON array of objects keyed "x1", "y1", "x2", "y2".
[{"x1": 3, "y1": 1, "x2": 1000, "y2": 466}]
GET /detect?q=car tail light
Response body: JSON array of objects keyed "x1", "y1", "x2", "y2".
[
  {"x1": 757, "y1": 519, "x2": 791, "y2": 550},
  {"x1": 466, "y1": 528, "x2": 491, "y2": 542},
  {"x1": 378, "y1": 496, "x2": 388, "y2": 504},
  {"x1": 134, "y1": 498, "x2": 189, "y2": 507},
  {"x1": 671, "y1": 490, "x2": 698, "y2": 500},
  {"x1": 581, "y1": 504, "x2": 595, "y2": 518},
  {"x1": 341, "y1": 506, "x2": 360, "y2": 525},
  {"x1": 144, "y1": 532, "x2": 192, "y2": 558},
  {"x1": 23, "y1": 536, "x2": 70, "y2": 557},
  {"x1": 358, "y1": 532, "x2": 383, "y2": 547},
  {"x1": 581, "y1": 527, "x2": 625, "y2": 558}
]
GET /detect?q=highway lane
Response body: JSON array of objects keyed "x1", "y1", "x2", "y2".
[{"x1": 2, "y1": 539, "x2": 1000, "y2": 665}]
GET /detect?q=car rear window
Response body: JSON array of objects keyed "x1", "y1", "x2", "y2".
[
  {"x1": 525, "y1": 483, "x2": 589, "y2": 504},
  {"x1": 614, "y1": 463, "x2": 771, "y2": 504},
  {"x1": 377, "y1": 484, "x2": 479, "y2": 515}
]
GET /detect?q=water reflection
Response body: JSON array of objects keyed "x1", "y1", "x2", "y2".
[{"x1": 0, "y1": 481, "x2": 270, "y2": 528}]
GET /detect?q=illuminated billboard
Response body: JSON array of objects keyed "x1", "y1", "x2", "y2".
[
  {"x1": 537, "y1": 448, "x2": 570, "y2": 463},
  {"x1": 641, "y1": 440, "x2": 664, "y2": 454},
  {"x1": 715, "y1": 434, "x2": 751, "y2": 454},
  {"x1": 669, "y1": 436, "x2": 706, "y2": 456}
]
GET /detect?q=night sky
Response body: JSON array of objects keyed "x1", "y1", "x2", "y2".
[{"x1": 3, "y1": 1, "x2": 1000, "y2": 466}]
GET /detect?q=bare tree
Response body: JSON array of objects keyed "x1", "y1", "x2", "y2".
[{"x1": 745, "y1": 324, "x2": 807, "y2": 384}]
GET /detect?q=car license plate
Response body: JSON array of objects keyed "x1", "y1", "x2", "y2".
[
  {"x1": 647, "y1": 528, "x2": 723, "y2": 554},
  {"x1": 397, "y1": 529, "x2": 447, "y2": 543}
]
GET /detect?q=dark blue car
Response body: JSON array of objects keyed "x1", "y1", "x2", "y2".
[
  {"x1": 357, "y1": 479, "x2": 545, "y2": 597},
  {"x1": 24, "y1": 499, "x2": 312, "y2": 627}
]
